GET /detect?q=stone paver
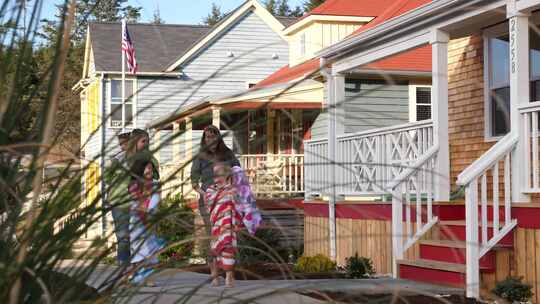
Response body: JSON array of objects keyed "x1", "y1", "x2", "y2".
[{"x1": 57, "y1": 260, "x2": 464, "y2": 303}]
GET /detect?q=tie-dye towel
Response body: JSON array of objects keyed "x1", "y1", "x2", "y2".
[{"x1": 231, "y1": 166, "x2": 262, "y2": 235}]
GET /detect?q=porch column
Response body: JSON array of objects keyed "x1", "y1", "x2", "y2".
[
  {"x1": 212, "y1": 106, "x2": 221, "y2": 128},
  {"x1": 430, "y1": 29, "x2": 450, "y2": 201},
  {"x1": 267, "y1": 109, "x2": 275, "y2": 154},
  {"x1": 508, "y1": 6, "x2": 531, "y2": 202},
  {"x1": 172, "y1": 122, "x2": 181, "y2": 164},
  {"x1": 185, "y1": 117, "x2": 193, "y2": 161},
  {"x1": 152, "y1": 129, "x2": 161, "y2": 163},
  {"x1": 327, "y1": 72, "x2": 345, "y2": 260}
]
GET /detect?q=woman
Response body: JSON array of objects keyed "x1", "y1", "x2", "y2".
[
  {"x1": 128, "y1": 128, "x2": 160, "y2": 180},
  {"x1": 128, "y1": 158, "x2": 164, "y2": 285}
]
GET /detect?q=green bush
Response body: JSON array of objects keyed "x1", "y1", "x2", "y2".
[
  {"x1": 294, "y1": 254, "x2": 337, "y2": 273},
  {"x1": 343, "y1": 253, "x2": 374, "y2": 278},
  {"x1": 492, "y1": 276, "x2": 533, "y2": 303},
  {"x1": 236, "y1": 227, "x2": 293, "y2": 265},
  {"x1": 152, "y1": 194, "x2": 195, "y2": 264}
]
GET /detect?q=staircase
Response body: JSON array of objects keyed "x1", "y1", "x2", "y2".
[{"x1": 397, "y1": 217, "x2": 514, "y2": 289}]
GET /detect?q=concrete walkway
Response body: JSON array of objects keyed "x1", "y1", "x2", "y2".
[{"x1": 57, "y1": 260, "x2": 464, "y2": 304}]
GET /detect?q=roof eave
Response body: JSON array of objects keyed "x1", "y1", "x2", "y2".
[{"x1": 317, "y1": 0, "x2": 471, "y2": 60}]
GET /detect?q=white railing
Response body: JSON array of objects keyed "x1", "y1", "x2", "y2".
[
  {"x1": 337, "y1": 120, "x2": 434, "y2": 196},
  {"x1": 457, "y1": 132, "x2": 518, "y2": 298},
  {"x1": 238, "y1": 154, "x2": 304, "y2": 197},
  {"x1": 160, "y1": 164, "x2": 193, "y2": 199},
  {"x1": 304, "y1": 139, "x2": 329, "y2": 197},
  {"x1": 389, "y1": 145, "x2": 439, "y2": 276},
  {"x1": 520, "y1": 101, "x2": 540, "y2": 192}
]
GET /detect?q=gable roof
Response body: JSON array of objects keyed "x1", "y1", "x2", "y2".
[
  {"x1": 164, "y1": 0, "x2": 289, "y2": 72},
  {"x1": 88, "y1": 22, "x2": 210, "y2": 73},
  {"x1": 257, "y1": 0, "x2": 432, "y2": 88},
  {"x1": 309, "y1": 0, "x2": 400, "y2": 17}
]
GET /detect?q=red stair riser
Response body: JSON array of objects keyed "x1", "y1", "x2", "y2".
[
  {"x1": 419, "y1": 244, "x2": 495, "y2": 269},
  {"x1": 399, "y1": 264, "x2": 465, "y2": 287},
  {"x1": 439, "y1": 225, "x2": 513, "y2": 246}
]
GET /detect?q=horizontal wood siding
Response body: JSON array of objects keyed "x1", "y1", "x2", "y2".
[
  {"x1": 310, "y1": 79, "x2": 410, "y2": 138},
  {"x1": 344, "y1": 80, "x2": 409, "y2": 133}
]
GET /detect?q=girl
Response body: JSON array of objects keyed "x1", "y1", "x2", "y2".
[
  {"x1": 128, "y1": 158, "x2": 164, "y2": 285},
  {"x1": 128, "y1": 128, "x2": 160, "y2": 180},
  {"x1": 205, "y1": 163, "x2": 242, "y2": 288}
]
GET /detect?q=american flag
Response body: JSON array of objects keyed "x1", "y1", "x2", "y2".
[{"x1": 121, "y1": 20, "x2": 138, "y2": 74}]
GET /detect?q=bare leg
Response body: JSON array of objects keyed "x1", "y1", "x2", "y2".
[
  {"x1": 225, "y1": 271, "x2": 234, "y2": 288},
  {"x1": 210, "y1": 260, "x2": 220, "y2": 286}
]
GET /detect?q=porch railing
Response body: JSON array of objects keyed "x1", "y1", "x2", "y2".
[
  {"x1": 520, "y1": 101, "x2": 540, "y2": 192},
  {"x1": 160, "y1": 164, "x2": 193, "y2": 199},
  {"x1": 457, "y1": 132, "x2": 519, "y2": 298},
  {"x1": 238, "y1": 154, "x2": 304, "y2": 197},
  {"x1": 389, "y1": 144, "x2": 439, "y2": 276},
  {"x1": 304, "y1": 138, "x2": 329, "y2": 197}
]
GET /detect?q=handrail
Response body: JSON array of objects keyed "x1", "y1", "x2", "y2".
[
  {"x1": 304, "y1": 138, "x2": 329, "y2": 145},
  {"x1": 387, "y1": 144, "x2": 440, "y2": 189},
  {"x1": 457, "y1": 132, "x2": 518, "y2": 186},
  {"x1": 337, "y1": 120, "x2": 433, "y2": 141},
  {"x1": 518, "y1": 100, "x2": 540, "y2": 113}
]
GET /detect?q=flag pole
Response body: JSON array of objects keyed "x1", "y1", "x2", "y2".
[{"x1": 121, "y1": 18, "x2": 126, "y2": 134}]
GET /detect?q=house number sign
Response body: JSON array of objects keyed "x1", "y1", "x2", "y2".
[{"x1": 510, "y1": 18, "x2": 517, "y2": 74}]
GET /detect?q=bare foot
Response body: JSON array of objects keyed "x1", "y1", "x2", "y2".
[
  {"x1": 211, "y1": 277, "x2": 221, "y2": 287},
  {"x1": 225, "y1": 273, "x2": 234, "y2": 288}
]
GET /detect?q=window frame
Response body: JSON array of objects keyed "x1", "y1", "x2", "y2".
[
  {"x1": 408, "y1": 84, "x2": 432, "y2": 122},
  {"x1": 107, "y1": 77, "x2": 137, "y2": 129},
  {"x1": 484, "y1": 23, "x2": 510, "y2": 141}
]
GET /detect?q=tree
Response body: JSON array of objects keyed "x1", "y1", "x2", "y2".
[
  {"x1": 265, "y1": 0, "x2": 278, "y2": 15},
  {"x1": 303, "y1": 0, "x2": 326, "y2": 12},
  {"x1": 151, "y1": 5, "x2": 165, "y2": 24},
  {"x1": 35, "y1": 0, "x2": 141, "y2": 153},
  {"x1": 202, "y1": 3, "x2": 225, "y2": 26}
]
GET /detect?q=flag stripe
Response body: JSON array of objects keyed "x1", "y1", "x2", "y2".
[{"x1": 122, "y1": 21, "x2": 138, "y2": 74}]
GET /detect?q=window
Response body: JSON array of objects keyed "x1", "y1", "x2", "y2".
[
  {"x1": 485, "y1": 25, "x2": 540, "y2": 138},
  {"x1": 300, "y1": 33, "x2": 306, "y2": 57},
  {"x1": 110, "y1": 79, "x2": 135, "y2": 128},
  {"x1": 409, "y1": 85, "x2": 432, "y2": 122}
]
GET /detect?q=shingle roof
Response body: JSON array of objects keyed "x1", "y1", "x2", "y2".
[
  {"x1": 275, "y1": 16, "x2": 298, "y2": 27},
  {"x1": 89, "y1": 22, "x2": 210, "y2": 73}
]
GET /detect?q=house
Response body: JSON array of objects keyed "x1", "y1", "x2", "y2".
[
  {"x1": 74, "y1": 0, "x2": 293, "y2": 239},
  {"x1": 150, "y1": 0, "x2": 434, "y2": 203},
  {"x1": 304, "y1": 0, "x2": 540, "y2": 300}
]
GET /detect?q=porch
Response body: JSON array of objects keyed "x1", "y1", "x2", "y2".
[
  {"x1": 305, "y1": 0, "x2": 540, "y2": 300},
  {"x1": 152, "y1": 96, "x2": 320, "y2": 200}
]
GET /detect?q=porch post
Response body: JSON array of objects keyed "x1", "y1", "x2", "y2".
[
  {"x1": 267, "y1": 109, "x2": 275, "y2": 155},
  {"x1": 327, "y1": 72, "x2": 345, "y2": 260},
  {"x1": 508, "y1": 5, "x2": 530, "y2": 202},
  {"x1": 430, "y1": 29, "x2": 450, "y2": 201},
  {"x1": 185, "y1": 117, "x2": 193, "y2": 161},
  {"x1": 172, "y1": 122, "x2": 180, "y2": 164},
  {"x1": 212, "y1": 106, "x2": 221, "y2": 128}
]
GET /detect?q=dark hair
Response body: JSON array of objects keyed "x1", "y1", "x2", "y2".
[
  {"x1": 130, "y1": 157, "x2": 154, "y2": 183},
  {"x1": 199, "y1": 125, "x2": 235, "y2": 161}
]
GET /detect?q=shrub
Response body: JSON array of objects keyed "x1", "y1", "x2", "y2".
[
  {"x1": 236, "y1": 227, "x2": 292, "y2": 265},
  {"x1": 153, "y1": 195, "x2": 195, "y2": 264},
  {"x1": 294, "y1": 254, "x2": 336, "y2": 273},
  {"x1": 492, "y1": 277, "x2": 533, "y2": 303},
  {"x1": 343, "y1": 253, "x2": 374, "y2": 278}
]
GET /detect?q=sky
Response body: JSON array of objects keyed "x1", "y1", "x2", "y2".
[{"x1": 41, "y1": 0, "x2": 306, "y2": 25}]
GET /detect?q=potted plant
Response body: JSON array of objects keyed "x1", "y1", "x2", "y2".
[{"x1": 492, "y1": 277, "x2": 533, "y2": 304}]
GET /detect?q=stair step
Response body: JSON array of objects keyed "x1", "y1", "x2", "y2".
[
  {"x1": 419, "y1": 240, "x2": 496, "y2": 270},
  {"x1": 438, "y1": 221, "x2": 514, "y2": 247},
  {"x1": 398, "y1": 259, "x2": 466, "y2": 287}
]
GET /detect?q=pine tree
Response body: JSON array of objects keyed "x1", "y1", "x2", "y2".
[
  {"x1": 303, "y1": 0, "x2": 326, "y2": 12},
  {"x1": 151, "y1": 4, "x2": 165, "y2": 24},
  {"x1": 265, "y1": 0, "x2": 278, "y2": 15},
  {"x1": 202, "y1": 3, "x2": 225, "y2": 26}
]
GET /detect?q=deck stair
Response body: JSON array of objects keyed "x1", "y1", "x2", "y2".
[{"x1": 397, "y1": 217, "x2": 514, "y2": 288}]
